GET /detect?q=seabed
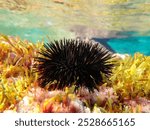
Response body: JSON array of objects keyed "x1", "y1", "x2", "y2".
[{"x1": 0, "y1": 34, "x2": 150, "y2": 113}]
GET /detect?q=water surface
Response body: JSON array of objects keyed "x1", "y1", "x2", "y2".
[{"x1": 0, "y1": 0, "x2": 150, "y2": 55}]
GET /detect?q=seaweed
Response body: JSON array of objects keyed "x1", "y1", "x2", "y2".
[
  {"x1": 0, "y1": 34, "x2": 43, "y2": 112},
  {"x1": 110, "y1": 53, "x2": 150, "y2": 100}
]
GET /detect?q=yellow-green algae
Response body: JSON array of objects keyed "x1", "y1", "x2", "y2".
[
  {"x1": 0, "y1": 34, "x2": 43, "y2": 112},
  {"x1": 110, "y1": 53, "x2": 150, "y2": 99},
  {"x1": 0, "y1": 34, "x2": 150, "y2": 113}
]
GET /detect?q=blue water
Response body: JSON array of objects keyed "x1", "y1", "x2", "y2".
[{"x1": 93, "y1": 36, "x2": 150, "y2": 56}]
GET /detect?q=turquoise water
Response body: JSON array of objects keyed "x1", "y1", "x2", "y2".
[
  {"x1": 0, "y1": 0, "x2": 150, "y2": 55},
  {"x1": 108, "y1": 36, "x2": 150, "y2": 56},
  {"x1": 94, "y1": 36, "x2": 150, "y2": 56}
]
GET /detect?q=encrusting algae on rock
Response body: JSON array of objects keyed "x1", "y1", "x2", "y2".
[{"x1": 0, "y1": 34, "x2": 150, "y2": 113}]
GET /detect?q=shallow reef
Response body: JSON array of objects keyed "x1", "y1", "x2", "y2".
[{"x1": 0, "y1": 34, "x2": 150, "y2": 113}]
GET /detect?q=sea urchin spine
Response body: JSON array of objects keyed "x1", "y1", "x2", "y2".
[{"x1": 35, "y1": 38, "x2": 114, "y2": 92}]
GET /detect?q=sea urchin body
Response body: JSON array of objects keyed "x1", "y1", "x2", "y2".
[{"x1": 35, "y1": 39, "x2": 114, "y2": 92}]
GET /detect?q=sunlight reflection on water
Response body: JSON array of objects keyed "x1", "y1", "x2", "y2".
[{"x1": 0, "y1": 0, "x2": 150, "y2": 55}]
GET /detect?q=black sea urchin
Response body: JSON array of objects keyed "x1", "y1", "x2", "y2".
[{"x1": 35, "y1": 39, "x2": 114, "y2": 92}]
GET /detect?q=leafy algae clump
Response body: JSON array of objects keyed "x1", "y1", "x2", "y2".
[
  {"x1": 0, "y1": 34, "x2": 43, "y2": 112},
  {"x1": 110, "y1": 53, "x2": 150, "y2": 100}
]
